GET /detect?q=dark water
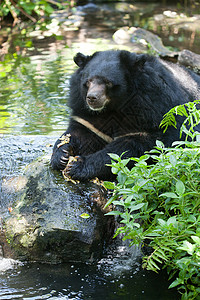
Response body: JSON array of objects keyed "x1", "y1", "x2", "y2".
[
  {"x1": 1, "y1": 1, "x2": 199, "y2": 298},
  {"x1": 0, "y1": 259, "x2": 177, "y2": 300}
]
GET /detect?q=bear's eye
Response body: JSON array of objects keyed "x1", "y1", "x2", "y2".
[
  {"x1": 106, "y1": 81, "x2": 113, "y2": 88},
  {"x1": 83, "y1": 80, "x2": 90, "y2": 88}
]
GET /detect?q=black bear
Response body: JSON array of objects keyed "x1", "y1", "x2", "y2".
[{"x1": 51, "y1": 50, "x2": 200, "y2": 180}]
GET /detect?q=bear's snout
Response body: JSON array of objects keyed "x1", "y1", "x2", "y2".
[
  {"x1": 86, "y1": 92, "x2": 99, "y2": 103},
  {"x1": 86, "y1": 79, "x2": 110, "y2": 111}
]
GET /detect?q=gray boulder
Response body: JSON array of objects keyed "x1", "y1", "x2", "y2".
[{"x1": 2, "y1": 155, "x2": 114, "y2": 264}]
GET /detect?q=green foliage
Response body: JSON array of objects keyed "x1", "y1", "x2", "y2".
[
  {"x1": 160, "y1": 100, "x2": 200, "y2": 140},
  {"x1": 0, "y1": 1, "x2": 74, "y2": 23},
  {"x1": 1, "y1": 0, "x2": 52, "y2": 19},
  {"x1": 105, "y1": 102, "x2": 200, "y2": 300}
]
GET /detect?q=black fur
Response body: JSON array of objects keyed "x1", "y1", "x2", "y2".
[{"x1": 51, "y1": 50, "x2": 200, "y2": 180}]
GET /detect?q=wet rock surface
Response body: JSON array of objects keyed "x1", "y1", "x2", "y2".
[{"x1": 1, "y1": 155, "x2": 114, "y2": 264}]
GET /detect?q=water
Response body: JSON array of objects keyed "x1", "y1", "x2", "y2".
[
  {"x1": 1, "y1": 1, "x2": 199, "y2": 298},
  {"x1": 0, "y1": 245, "x2": 177, "y2": 300},
  {"x1": 0, "y1": 54, "x2": 72, "y2": 135}
]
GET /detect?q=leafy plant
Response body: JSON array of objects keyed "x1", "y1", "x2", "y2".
[
  {"x1": 0, "y1": 0, "x2": 51, "y2": 23},
  {"x1": 0, "y1": 1, "x2": 74, "y2": 25},
  {"x1": 104, "y1": 101, "x2": 200, "y2": 300},
  {"x1": 160, "y1": 99, "x2": 200, "y2": 141}
]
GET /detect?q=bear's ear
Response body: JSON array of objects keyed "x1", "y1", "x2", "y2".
[
  {"x1": 120, "y1": 50, "x2": 146, "y2": 72},
  {"x1": 73, "y1": 52, "x2": 90, "y2": 68}
]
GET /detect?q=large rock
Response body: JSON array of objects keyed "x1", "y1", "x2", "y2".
[
  {"x1": 178, "y1": 49, "x2": 200, "y2": 72},
  {"x1": 1, "y1": 155, "x2": 114, "y2": 264},
  {"x1": 113, "y1": 27, "x2": 178, "y2": 57}
]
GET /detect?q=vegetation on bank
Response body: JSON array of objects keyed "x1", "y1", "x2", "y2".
[
  {"x1": 0, "y1": 0, "x2": 75, "y2": 25},
  {"x1": 104, "y1": 100, "x2": 200, "y2": 300}
]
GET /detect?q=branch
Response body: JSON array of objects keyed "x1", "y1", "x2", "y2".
[
  {"x1": 4, "y1": 0, "x2": 19, "y2": 26},
  {"x1": 45, "y1": 0, "x2": 61, "y2": 6},
  {"x1": 10, "y1": 0, "x2": 37, "y2": 23}
]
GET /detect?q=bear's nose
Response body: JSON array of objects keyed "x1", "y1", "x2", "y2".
[{"x1": 86, "y1": 93, "x2": 98, "y2": 103}]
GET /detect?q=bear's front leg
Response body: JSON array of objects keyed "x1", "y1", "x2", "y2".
[
  {"x1": 64, "y1": 149, "x2": 112, "y2": 181},
  {"x1": 64, "y1": 155, "x2": 88, "y2": 181},
  {"x1": 65, "y1": 133, "x2": 158, "y2": 181},
  {"x1": 51, "y1": 133, "x2": 75, "y2": 170}
]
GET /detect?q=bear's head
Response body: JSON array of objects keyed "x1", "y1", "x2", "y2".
[{"x1": 72, "y1": 50, "x2": 140, "y2": 112}]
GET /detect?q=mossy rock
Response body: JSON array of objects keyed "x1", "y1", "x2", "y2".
[{"x1": 2, "y1": 155, "x2": 114, "y2": 264}]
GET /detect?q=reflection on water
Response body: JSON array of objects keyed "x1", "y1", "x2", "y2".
[{"x1": 0, "y1": 54, "x2": 73, "y2": 135}]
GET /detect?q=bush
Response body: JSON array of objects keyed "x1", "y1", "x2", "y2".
[{"x1": 104, "y1": 101, "x2": 200, "y2": 300}]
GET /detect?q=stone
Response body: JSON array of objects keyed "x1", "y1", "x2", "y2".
[
  {"x1": 1, "y1": 155, "x2": 114, "y2": 264},
  {"x1": 178, "y1": 49, "x2": 200, "y2": 71},
  {"x1": 113, "y1": 27, "x2": 178, "y2": 57},
  {"x1": 130, "y1": 27, "x2": 177, "y2": 57}
]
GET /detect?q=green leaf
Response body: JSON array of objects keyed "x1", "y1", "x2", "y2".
[
  {"x1": 113, "y1": 200, "x2": 124, "y2": 206},
  {"x1": 130, "y1": 203, "x2": 145, "y2": 212},
  {"x1": 158, "y1": 219, "x2": 166, "y2": 226},
  {"x1": 103, "y1": 181, "x2": 115, "y2": 190},
  {"x1": 156, "y1": 140, "x2": 164, "y2": 148},
  {"x1": 117, "y1": 172, "x2": 127, "y2": 185},
  {"x1": 80, "y1": 213, "x2": 90, "y2": 219},
  {"x1": 124, "y1": 195, "x2": 134, "y2": 204},
  {"x1": 155, "y1": 249, "x2": 168, "y2": 261},
  {"x1": 111, "y1": 166, "x2": 119, "y2": 174},
  {"x1": 169, "y1": 278, "x2": 184, "y2": 289},
  {"x1": 137, "y1": 179, "x2": 150, "y2": 188},
  {"x1": 187, "y1": 215, "x2": 196, "y2": 223},
  {"x1": 167, "y1": 216, "x2": 177, "y2": 226},
  {"x1": 108, "y1": 153, "x2": 120, "y2": 161},
  {"x1": 105, "y1": 211, "x2": 122, "y2": 216},
  {"x1": 191, "y1": 236, "x2": 200, "y2": 245},
  {"x1": 101, "y1": 100, "x2": 200, "y2": 299},
  {"x1": 132, "y1": 222, "x2": 140, "y2": 228},
  {"x1": 152, "y1": 255, "x2": 163, "y2": 264},
  {"x1": 176, "y1": 180, "x2": 185, "y2": 196},
  {"x1": 147, "y1": 259, "x2": 160, "y2": 272},
  {"x1": 104, "y1": 196, "x2": 115, "y2": 208},
  {"x1": 121, "y1": 158, "x2": 130, "y2": 166},
  {"x1": 169, "y1": 154, "x2": 177, "y2": 166},
  {"x1": 146, "y1": 232, "x2": 162, "y2": 237},
  {"x1": 178, "y1": 241, "x2": 196, "y2": 255},
  {"x1": 161, "y1": 246, "x2": 175, "y2": 253},
  {"x1": 159, "y1": 192, "x2": 178, "y2": 198},
  {"x1": 44, "y1": 4, "x2": 54, "y2": 14}
]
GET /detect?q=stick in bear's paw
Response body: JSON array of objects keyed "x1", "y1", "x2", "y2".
[{"x1": 62, "y1": 156, "x2": 81, "y2": 184}]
